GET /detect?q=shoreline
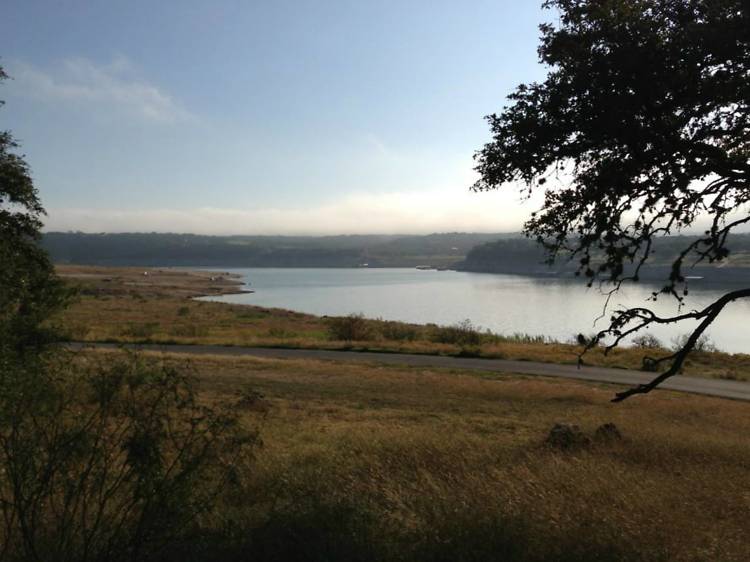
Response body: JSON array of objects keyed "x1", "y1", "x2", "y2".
[
  {"x1": 55, "y1": 264, "x2": 254, "y2": 298},
  {"x1": 54, "y1": 263, "x2": 750, "y2": 382}
]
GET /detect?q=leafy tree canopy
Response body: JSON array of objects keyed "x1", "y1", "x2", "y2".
[
  {"x1": 474, "y1": 0, "x2": 750, "y2": 400},
  {"x1": 0, "y1": 65, "x2": 67, "y2": 352}
]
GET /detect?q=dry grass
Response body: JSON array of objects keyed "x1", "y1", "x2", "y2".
[
  {"x1": 54, "y1": 267, "x2": 750, "y2": 559},
  {"x1": 56, "y1": 264, "x2": 248, "y2": 298},
  {"x1": 55, "y1": 265, "x2": 750, "y2": 382},
  {"x1": 82, "y1": 349, "x2": 750, "y2": 561}
]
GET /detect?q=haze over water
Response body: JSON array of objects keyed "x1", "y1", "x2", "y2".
[{"x1": 200, "y1": 268, "x2": 750, "y2": 354}]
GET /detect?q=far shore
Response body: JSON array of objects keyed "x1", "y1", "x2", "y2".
[{"x1": 56, "y1": 264, "x2": 253, "y2": 298}]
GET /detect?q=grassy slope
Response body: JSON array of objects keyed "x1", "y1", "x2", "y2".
[
  {"x1": 86, "y1": 348, "x2": 750, "y2": 561},
  {"x1": 56, "y1": 265, "x2": 750, "y2": 381}
]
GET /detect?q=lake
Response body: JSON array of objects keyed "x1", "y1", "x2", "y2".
[{"x1": 199, "y1": 268, "x2": 750, "y2": 353}]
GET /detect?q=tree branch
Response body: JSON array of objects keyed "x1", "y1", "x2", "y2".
[{"x1": 612, "y1": 287, "x2": 750, "y2": 401}]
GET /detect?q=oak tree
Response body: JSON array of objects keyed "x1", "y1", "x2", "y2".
[{"x1": 473, "y1": 0, "x2": 750, "y2": 400}]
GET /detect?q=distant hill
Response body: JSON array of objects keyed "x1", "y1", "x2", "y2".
[
  {"x1": 42, "y1": 232, "x2": 512, "y2": 268},
  {"x1": 42, "y1": 231, "x2": 750, "y2": 282},
  {"x1": 455, "y1": 234, "x2": 750, "y2": 283}
]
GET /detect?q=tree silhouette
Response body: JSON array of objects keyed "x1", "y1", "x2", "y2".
[
  {"x1": 473, "y1": 0, "x2": 749, "y2": 400},
  {"x1": 0, "y1": 65, "x2": 67, "y2": 352}
]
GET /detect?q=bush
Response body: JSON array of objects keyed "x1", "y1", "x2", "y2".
[
  {"x1": 0, "y1": 351, "x2": 259, "y2": 562},
  {"x1": 326, "y1": 313, "x2": 371, "y2": 342},
  {"x1": 671, "y1": 333, "x2": 718, "y2": 353},
  {"x1": 429, "y1": 319, "x2": 483, "y2": 347},
  {"x1": 378, "y1": 321, "x2": 419, "y2": 342},
  {"x1": 631, "y1": 333, "x2": 663, "y2": 349},
  {"x1": 456, "y1": 345, "x2": 482, "y2": 357},
  {"x1": 177, "y1": 306, "x2": 190, "y2": 316}
]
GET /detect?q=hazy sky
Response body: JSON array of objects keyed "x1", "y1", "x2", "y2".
[{"x1": 2, "y1": 0, "x2": 550, "y2": 234}]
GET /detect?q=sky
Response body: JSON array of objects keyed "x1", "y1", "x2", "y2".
[{"x1": 1, "y1": 0, "x2": 551, "y2": 235}]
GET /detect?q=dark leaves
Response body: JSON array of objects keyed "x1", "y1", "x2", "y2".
[{"x1": 474, "y1": 0, "x2": 750, "y2": 398}]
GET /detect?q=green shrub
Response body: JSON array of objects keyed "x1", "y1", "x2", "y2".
[{"x1": 177, "y1": 306, "x2": 190, "y2": 316}]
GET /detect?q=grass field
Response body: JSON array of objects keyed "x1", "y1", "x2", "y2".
[
  {"x1": 55, "y1": 265, "x2": 750, "y2": 381},
  {"x1": 75, "y1": 348, "x2": 750, "y2": 561},
  {"x1": 50, "y1": 266, "x2": 750, "y2": 560}
]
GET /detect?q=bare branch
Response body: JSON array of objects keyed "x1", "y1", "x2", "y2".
[{"x1": 612, "y1": 287, "x2": 750, "y2": 401}]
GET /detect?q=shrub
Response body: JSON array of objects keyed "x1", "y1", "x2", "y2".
[
  {"x1": 326, "y1": 313, "x2": 371, "y2": 342},
  {"x1": 0, "y1": 351, "x2": 259, "y2": 562},
  {"x1": 631, "y1": 333, "x2": 663, "y2": 349},
  {"x1": 456, "y1": 345, "x2": 482, "y2": 357},
  {"x1": 378, "y1": 321, "x2": 419, "y2": 342},
  {"x1": 177, "y1": 306, "x2": 190, "y2": 317},
  {"x1": 671, "y1": 333, "x2": 718, "y2": 353},
  {"x1": 429, "y1": 319, "x2": 483, "y2": 346}
]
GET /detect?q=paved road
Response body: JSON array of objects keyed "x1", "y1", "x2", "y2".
[{"x1": 69, "y1": 342, "x2": 750, "y2": 402}]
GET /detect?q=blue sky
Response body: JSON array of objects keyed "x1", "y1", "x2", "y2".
[{"x1": 2, "y1": 0, "x2": 550, "y2": 234}]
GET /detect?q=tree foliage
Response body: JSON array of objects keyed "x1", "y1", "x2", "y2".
[
  {"x1": 0, "y1": 66, "x2": 68, "y2": 352},
  {"x1": 0, "y1": 66, "x2": 261, "y2": 561},
  {"x1": 474, "y1": 0, "x2": 750, "y2": 400}
]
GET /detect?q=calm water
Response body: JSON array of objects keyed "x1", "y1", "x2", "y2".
[{"x1": 199, "y1": 268, "x2": 750, "y2": 353}]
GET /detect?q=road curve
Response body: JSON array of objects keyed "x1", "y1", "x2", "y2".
[{"x1": 68, "y1": 342, "x2": 750, "y2": 402}]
